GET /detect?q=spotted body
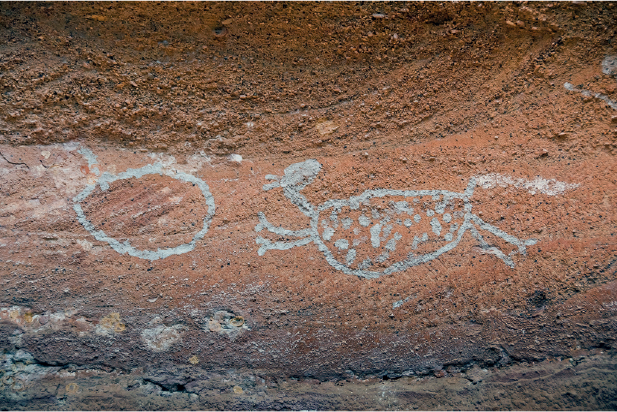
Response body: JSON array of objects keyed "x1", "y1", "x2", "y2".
[
  {"x1": 315, "y1": 192, "x2": 468, "y2": 273},
  {"x1": 255, "y1": 160, "x2": 537, "y2": 278}
]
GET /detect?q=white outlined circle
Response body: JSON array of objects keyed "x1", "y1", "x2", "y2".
[{"x1": 73, "y1": 163, "x2": 215, "y2": 261}]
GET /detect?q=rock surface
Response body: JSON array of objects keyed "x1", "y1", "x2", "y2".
[{"x1": 0, "y1": 2, "x2": 616, "y2": 409}]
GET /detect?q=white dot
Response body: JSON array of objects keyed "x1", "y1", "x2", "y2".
[
  {"x1": 341, "y1": 217, "x2": 353, "y2": 229},
  {"x1": 358, "y1": 215, "x2": 371, "y2": 227},
  {"x1": 334, "y1": 239, "x2": 349, "y2": 250}
]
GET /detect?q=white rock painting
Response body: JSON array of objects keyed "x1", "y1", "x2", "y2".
[
  {"x1": 255, "y1": 160, "x2": 543, "y2": 279},
  {"x1": 563, "y1": 55, "x2": 617, "y2": 111},
  {"x1": 73, "y1": 146, "x2": 215, "y2": 260},
  {"x1": 475, "y1": 173, "x2": 580, "y2": 196}
]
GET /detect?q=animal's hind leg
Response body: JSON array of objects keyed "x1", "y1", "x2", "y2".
[
  {"x1": 467, "y1": 225, "x2": 515, "y2": 267},
  {"x1": 470, "y1": 214, "x2": 537, "y2": 255},
  {"x1": 255, "y1": 212, "x2": 313, "y2": 237}
]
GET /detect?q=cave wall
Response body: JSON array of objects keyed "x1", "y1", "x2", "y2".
[{"x1": 1, "y1": 2, "x2": 616, "y2": 409}]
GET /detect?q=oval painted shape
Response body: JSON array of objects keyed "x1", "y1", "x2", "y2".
[{"x1": 74, "y1": 164, "x2": 215, "y2": 260}]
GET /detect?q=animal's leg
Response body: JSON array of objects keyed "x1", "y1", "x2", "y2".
[
  {"x1": 256, "y1": 236, "x2": 313, "y2": 256},
  {"x1": 255, "y1": 212, "x2": 313, "y2": 237},
  {"x1": 470, "y1": 214, "x2": 538, "y2": 255},
  {"x1": 467, "y1": 225, "x2": 515, "y2": 267},
  {"x1": 255, "y1": 212, "x2": 316, "y2": 256}
]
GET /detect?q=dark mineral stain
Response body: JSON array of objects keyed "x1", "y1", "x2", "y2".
[{"x1": 528, "y1": 290, "x2": 549, "y2": 308}]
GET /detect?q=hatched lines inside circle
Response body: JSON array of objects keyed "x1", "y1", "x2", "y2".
[{"x1": 73, "y1": 149, "x2": 215, "y2": 261}]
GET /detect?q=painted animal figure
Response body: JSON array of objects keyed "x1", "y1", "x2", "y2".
[{"x1": 255, "y1": 160, "x2": 537, "y2": 279}]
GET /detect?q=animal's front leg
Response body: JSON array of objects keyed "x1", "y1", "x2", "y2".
[
  {"x1": 255, "y1": 212, "x2": 313, "y2": 237},
  {"x1": 256, "y1": 236, "x2": 313, "y2": 256},
  {"x1": 254, "y1": 212, "x2": 316, "y2": 256}
]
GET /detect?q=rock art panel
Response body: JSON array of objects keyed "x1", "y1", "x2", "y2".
[
  {"x1": 73, "y1": 147, "x2": 215, "y2": 260},
  {"x1": 1, "y1": 2, "x2": 617, "y2": 409},
  {"x1": 254, "y1": 160, "x2": 573, "y2": 278}
]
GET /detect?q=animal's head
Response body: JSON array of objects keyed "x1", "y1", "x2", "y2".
[{"x1": 263, "y1": 159, "x2": 321, "y2": 191}]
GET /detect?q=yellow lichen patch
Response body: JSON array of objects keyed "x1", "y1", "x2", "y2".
[
  {"x1": 9, "y1": 310, "x2": 20, "y2": 323},
  {"x1": 188, "y1": 355, "x2": 199, "y2": 365},
  {"x1": 205, "y1": 311, "x2": 249, "y2": 340},
  {"x1": 208, "y1": 319, "x2": 222, "y2": 332},
  {"x1": 233, "y1": 385, "x2": 244, "y2": 394},
  {"x1": 12, "y1": 378, "x2": 26, "y2": 392},
  {"x1": 100, "y1": 312, "x2": 120, "y2": 328},
  {"x1": 66, "y1": 382, "x2": 80, "y2": 394},
  {"x1": 0, "y1": 306, "x2": 83, "y2": 332},
  {"x1": 316, "y1": 120, "x2": 339, "y2": 135},
  {"x1": 86, "y1": 14, "x2": 107, "y2": 22},
  {"x1": 97, "y1": 312, "x2": 125, "y2": 335}
]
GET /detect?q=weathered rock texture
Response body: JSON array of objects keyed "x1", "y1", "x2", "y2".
[{"x1": 1, "y1": 1, "x2": 616, "y2": 409}]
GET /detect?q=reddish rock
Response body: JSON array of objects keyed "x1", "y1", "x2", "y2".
[{"x1": 0, "y1": 1, "x2": 616, "y2": 409}]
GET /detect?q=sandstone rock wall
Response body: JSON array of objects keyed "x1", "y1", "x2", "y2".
[{"x1": 0, "y1": 2, "x2": 616, "y2": 409}]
